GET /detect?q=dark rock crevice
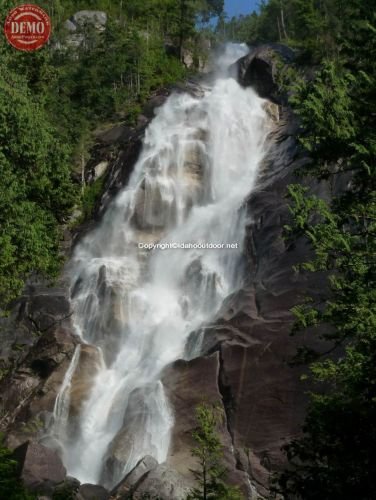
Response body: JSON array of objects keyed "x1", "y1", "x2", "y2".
[{"x1": 217, "y1": 345, "x2": 245, "y2": 476}]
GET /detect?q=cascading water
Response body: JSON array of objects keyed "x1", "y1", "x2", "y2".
[{"x1": 48, "y1": 44, "x2": 270, "y2": 488}]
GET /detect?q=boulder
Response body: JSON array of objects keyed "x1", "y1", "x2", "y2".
[
  {"x1": 72, "y1": 11, "x2": 107, "y2": 30},
  {"x1": 101, "y1": 426, "x2": 135, "y2": 487},
  {"x1": 52, "y1": 476, "x2": 81, "y2": 498},
  {"x1": 13, "y1": 441, "x2": 66, "y2": 494},
  {"x1": 101, "y1": 385, "x2": 164, "y2": 488},
  {"x1": 111, "y1": 455, "x2": 158, "y2": 498},
  {"x1": 132, "y1": 464, "x2": 191, "y2": 500},
  {"x1": 77, "y1": 483, "x2": 110, "y2": 500}
]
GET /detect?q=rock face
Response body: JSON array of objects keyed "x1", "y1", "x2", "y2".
[
  {"x1": 13, "y1": 440, "x2": 66, "y2": 494},
  {"x1": 0, "y1": 303, "x2": 79, "y2": 448},
  {"x1": 69, "y1": 344, "x2": 103, "y2": 417},
  {"x1": 65, "y1": 11, "x2": 107, "y2": 32},
  {"x1": 232, "y1": 43, "x2": 295, "y2": 101},
  {"x1": 133, "y1": 464, "x2": 191, "y2": 500},
  {"x1": 162, "y1": 353, "x2": 250, "y2": 497}
]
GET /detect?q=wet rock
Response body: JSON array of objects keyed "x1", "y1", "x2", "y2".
[
  {"x1": 53, "y1": 476, "x2": 81, "y2": 498},
  {"x1": 101, "y1": 384, "x2": 164, "y2": 488},
  {"x1": 102, "y1": 426, "x2": 135, "y2": 488},
  {"x1": 0, "y1": 327, "x2": 79, "y2": 446},
  {"x1": 131, "y1": 178, "x2": 177, "y2": 230},
  {"x1": 263, "y1": 101, "x2": 280, "y2": 123},
  {"x1": 13, "y1": 440, "x2": 66, "y2": 494},
  {"x1": 133, "y1": 465, "x2": 191, "y2": 500},
  {"x1": 77, "y1": 483, "x2": 110, "y2": 500},
  {"x1": 124, "y1": 455, "x2": 158, "y2": 485},
  {"x1": 111, "y1": 455, "x2": 158, "y2": 498},
  {"x1": 96, "y1": 124, "x2": 132, "y2": 145},
  {"x1": 69, "y1": 344, "x2": 103, "y2": 416},
  {"x1": 17, "y1": 286, "x2": 72, "y2": 334},
  {"x1": 142, "y1": 91, "x2": 171, "y2": 119}
]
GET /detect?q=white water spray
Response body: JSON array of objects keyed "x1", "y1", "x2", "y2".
[{"x1": 49, "y1": 44, "x2": 270, "y2": 488}]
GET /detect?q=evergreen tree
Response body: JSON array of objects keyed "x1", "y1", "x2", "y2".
[
  {"x1": 188, "y1": 404, "x2": 243, "y2": 500},
  {"x1": 273, "y1": 2, "x2": 376, "y2": 499}
]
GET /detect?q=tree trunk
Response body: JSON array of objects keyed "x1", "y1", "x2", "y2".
[
  {"x1": 280, "y1": 1, "x2": 288, "y2": 39},
  {"x1": 81, "y1": 152, "x2": 85, "y2": 195},
  {"x1": 277, "y1": 15, "x2": 282, "y2": 41},
  {"x1": 179, "y1": 0, "x2": 187, "y2": 62}
]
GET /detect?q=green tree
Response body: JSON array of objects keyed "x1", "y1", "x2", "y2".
[
  {"x1": 271, "y1": 1, "x2": 376, "y2": 498},
  {"x1": 0, "y1": 64, "x2": 77, "y2": 308},
  {"x1": 188, "y1": 404, "x2": 243, "y2": 500},
  {"x1": 0, "y1": 440, "x2": 35, "y2": 499}
]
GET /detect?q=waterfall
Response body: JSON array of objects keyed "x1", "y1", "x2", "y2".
[{"x1": 49, "y1": 43, "x2": 270, "y2": 488}]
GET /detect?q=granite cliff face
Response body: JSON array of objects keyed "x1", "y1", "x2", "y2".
[{"x1": 0, "y1": 45, "x2": 322, "y2": 498}]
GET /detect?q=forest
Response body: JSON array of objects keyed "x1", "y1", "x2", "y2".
[{"x1": 0, "y1": 0, "x2": 375, "y2": 499}]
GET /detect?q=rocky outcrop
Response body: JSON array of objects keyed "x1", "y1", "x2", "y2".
[
  {"x1": 111, "y1": 455, "x2": 159, "y2": 498},
  {"x1": 13, "y1": 440, "x2": 66, "y2": 495},
  {"x1": 72, "y1": 11, "x2": 107, "y2": 30},
  {"x1": 0, "y1": 284, "x2": 72, "y2": 378},
  {"x1": 232, "y1": 44, "x2": 295, "y2": 102},
  {"x1": 131, "y1": 464, "x2": 191, "y2": 500},
  {"x1": 77, "y1": 483, "x2": 110, "y2": 500},
  {"x1": 61, "y1": 11, "x2": 107, "y2": 49},
  {"x1": 0, "y1": 287, "x2": 79, "y2": 447},
  {"x1": 69, "y1": 344, "x2": 103, "y2": 416},
  {"x1": 162, "y1": 353, "x2": 250, "y2": 497}
]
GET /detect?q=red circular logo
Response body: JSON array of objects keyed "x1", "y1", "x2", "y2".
[{"x1": 4, "y1": 4, "x2": 51, "y2": 51}]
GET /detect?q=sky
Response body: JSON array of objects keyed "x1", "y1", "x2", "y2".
[{"x1": 224, "y1": 0, "x2": 259, "y2": 18}]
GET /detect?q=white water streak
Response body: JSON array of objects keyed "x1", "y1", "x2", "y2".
[{"x1": 52, "y1": 345, "x2": 81, "y2": 440}]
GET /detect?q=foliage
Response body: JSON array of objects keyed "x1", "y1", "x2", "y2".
[
  {"x1": 267, "y1": 2, "x2": 376, "y2": 500},
  {"x1": 0, "y1": 52, "x2": 77, "y2": 308},
  {"x1": 218, "y1": 0, "x2": 374, "y2": 62},
  {"x1": 0, "y1": 439, "x2": 35, "y2": 499},
  {"x1": 81, "y1": 177, "x2": 105, "y2": 220},
  {"x1": 188, "y1": 404, "x2": 243, "y2": 499},
  {"x1": 52, "y1": 481, "x2": 79, "y2": 500}
]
